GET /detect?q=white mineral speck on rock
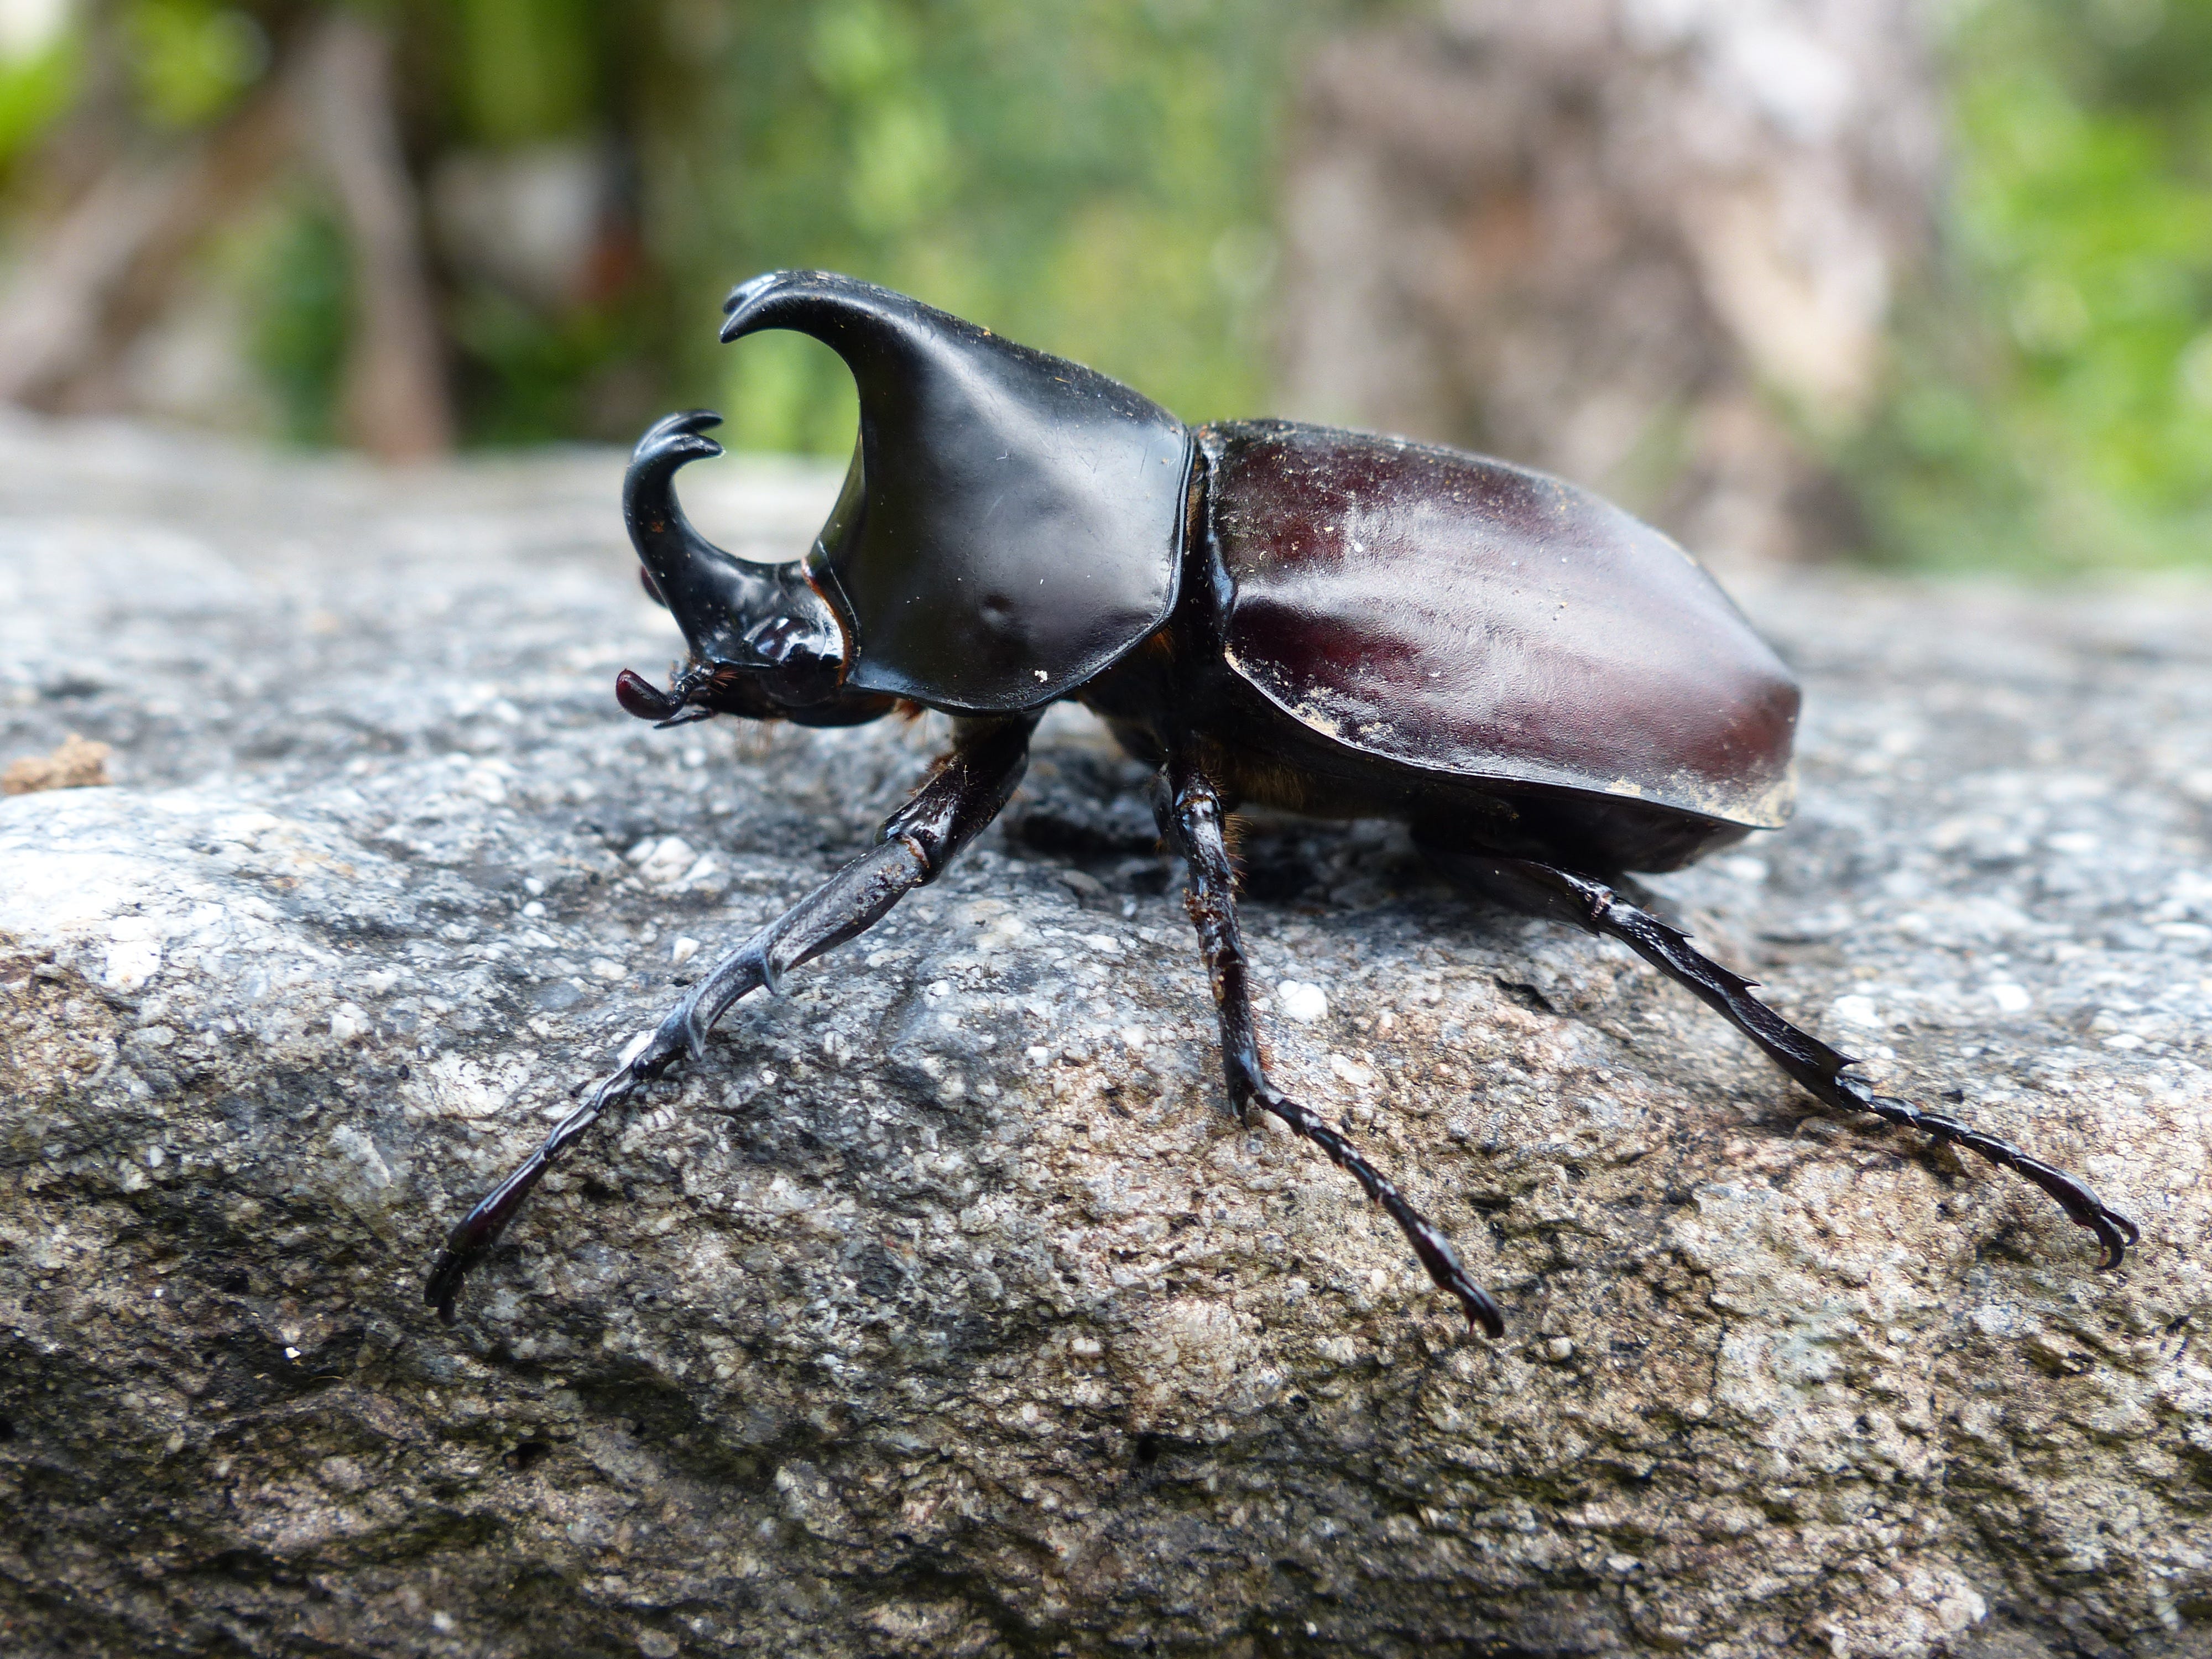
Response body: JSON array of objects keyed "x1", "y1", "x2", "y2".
[
  {"x1": 1830, "y1": 994, "x2": 1880, "y2": 1028},
  {"x1": 670, "y1": 936, "x2": 700, "y2": 967},
  {"x1": 1277, "y1": 980, "x2": 1328, "y2": 1022},
  {"x1": 330, "y1": 1003, "x2": 368, "y2": 1042},
  {"x1": 103, "y1": 919, "x2": 164, "y2": 990},
  {"x1": 403, "y1": 1055, "x2": 531, "y2": 1120},
  {"x1": 1986, "y1": 982, "x2": 2032, "y2": 1013},
  {"x1": 591, "y1": 958, "x2": 628, "y2": 980},
  {"x1": 636, "y1": 838, "x2": 696, "y2": 886}
]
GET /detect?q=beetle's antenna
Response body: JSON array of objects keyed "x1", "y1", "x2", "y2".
[{"x1": 614, "y1": 667, "x2": 683, "y2": 722}]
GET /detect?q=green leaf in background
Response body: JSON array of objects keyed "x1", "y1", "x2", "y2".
[
  {"x1": 123, "y1": 0, "x2": 265, "y2": 129},
  {"x1": 252, "y1": 200, "x2": 351, "y2": 446},
  {"x1": 1858, "y1": 0, "x2": 2212, "y2": 568},
  {"x1": 0, "y1": 0, "x2": 77, "y2": 169},
  {"x1": 669, "y1": 0, "x2": 1337, "y2": 454},
  {"x1": 453, "y1": 0, "x2": 594, "y2": 146}
]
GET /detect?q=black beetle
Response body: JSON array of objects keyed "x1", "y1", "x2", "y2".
[{"x1": 426, "y1": 269, "x2": 2136, "y2": 1331}]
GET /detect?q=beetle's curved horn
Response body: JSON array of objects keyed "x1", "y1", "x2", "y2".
[
  {"x1": 621, "y1": 409, "x2": 785, "y2": 666},
  {"x1": 716, "y1": 270, "x2": 1191, "y2": 714}
]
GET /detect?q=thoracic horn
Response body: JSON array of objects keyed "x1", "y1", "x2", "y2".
[{"x1": 716, "y1": 270, "x2": 1192, "y2": 715}]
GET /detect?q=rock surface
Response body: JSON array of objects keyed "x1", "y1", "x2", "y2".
[{"x1": 2, "y1": 413, "x2": 2210, "y2": 1658}]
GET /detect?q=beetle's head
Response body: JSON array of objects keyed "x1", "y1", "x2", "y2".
[
  {"x1": 617, "y1": 409, "x2": 884, "y2": 727},
  {"x1": 624, "y1": 271, "x2": 1187, "y2": 721}
]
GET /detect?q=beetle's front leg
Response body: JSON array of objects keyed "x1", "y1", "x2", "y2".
[
  {"x1": 1434, "y1": 848, "x2": 2140, "y2": 1270},
  {"x1": 1157, "y1": 753, "x2": 1505, "y2": 1337},
  {"x1": 425, "y1": 716, "x2": 1036, "y2": 1322}
]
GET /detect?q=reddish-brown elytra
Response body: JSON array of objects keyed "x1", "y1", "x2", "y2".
[{"x1": 427, "y1": 270, "x2": 2136, "y2": 1334}]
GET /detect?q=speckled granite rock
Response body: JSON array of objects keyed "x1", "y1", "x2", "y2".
[{"x1": 2, "y1": 413, "x2": 2209, "y2": 1659}]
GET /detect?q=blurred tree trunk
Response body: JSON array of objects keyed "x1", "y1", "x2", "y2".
[
  {"x1": 0, "y1": 7, "x2": 452, "y2": 461},
  {"x1": 0, "y1": 84, "x2": 296, "y2": 414},
  {"x1": 303, "y1": 12, "x2": 452, "y2": 461},
  {"x1": 1274, "y1": 0, "x2": 1942, "y2": 563}
]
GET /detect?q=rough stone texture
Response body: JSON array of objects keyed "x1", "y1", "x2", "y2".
[{"x1": 2, "y1": 412, "x2": 2210, "y2": 1658}]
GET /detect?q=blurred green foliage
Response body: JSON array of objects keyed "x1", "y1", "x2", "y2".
[
  {"x1": 654, "y1": 0, "x2": 1339, "y2": 455},
  {"x1": 1, "y1": 0, "x2": 2207, "y2": 568},
  {"x1": 123, "y1": 0, "x2": 266, "y2": 127},
  {"x1": 385, "y1": 0, "x2": 1337, "y2": 451},
  {"x1": 0, "y1": 0, "x2": 1349, "y2": 452},
  {"x1": 453, "y1": 0, "x2": 595, "y2": 144},
  {"x1": 251, "y1": 199, "x2": 349, "y2": 443},
  {"x1": 0, "y1": 5, "x2": 76, "y2": 170},
  {"x1": 1859, "y1": 0, "x2": 2212, "y2": 568}
]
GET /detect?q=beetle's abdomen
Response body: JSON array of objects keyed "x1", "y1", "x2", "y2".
[{"x1": 1203, "y1": 421, "x2": 1798, "y2": 831}]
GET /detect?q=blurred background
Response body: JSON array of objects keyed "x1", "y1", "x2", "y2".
[{"x1": 0, "y1": 0, "x2": 2205, "y2": 572}]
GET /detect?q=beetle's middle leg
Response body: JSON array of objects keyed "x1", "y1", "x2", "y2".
[
  {"x1": 1429, "y1": 846, "x2": 2138, "y2": 1270},
  {"x1": 1157, "y1": 752, "x2": 1505, "y2": 1336},
  {"x1": 425, "y1": 716, "x2": 1037, "y2": 1322}
]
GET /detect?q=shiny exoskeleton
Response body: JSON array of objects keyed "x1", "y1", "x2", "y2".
[{"x1": 426, "y1": 271, "x2": 2136, "y2": 1332}]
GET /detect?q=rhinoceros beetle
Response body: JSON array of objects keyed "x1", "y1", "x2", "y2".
[{"x1": 426, "y1": 269, "x2": 2136, "y2": 1332}]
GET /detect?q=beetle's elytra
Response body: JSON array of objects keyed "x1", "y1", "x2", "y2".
[{"x1": 427, "y1": 270, "x2": 2136, "y2": 1332}]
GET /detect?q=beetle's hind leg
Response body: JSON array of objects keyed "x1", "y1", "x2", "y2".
[
  {"x1": 1157, "y1": 754, "x2": 1505, "y2": 1337},
  {"x1": 424, "y1": 716, "x2": 1037, "y2": 1323},
  {"x1": 1431, "y1": 847, "x2": 2139, "y2": 1271}
]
